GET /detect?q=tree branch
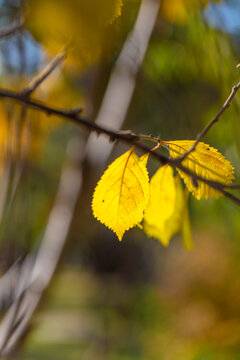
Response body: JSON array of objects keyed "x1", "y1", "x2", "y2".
[
  {"x1": 0, "y1": 87, "x2": 239, "y2": 205},
  {"x1": 4, "y1": 50, "x2": 67, "y2": 213},
  {"x1": 21, "y1": 51, "x2": 66, "y2": 96}
]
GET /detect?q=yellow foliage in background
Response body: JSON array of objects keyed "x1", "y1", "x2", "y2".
[
  {"x1": 0, "y1": 102, "x2": 57, "y2": 170},
  {"x1": 161, "y1": 0, "x2": 222, "y2": 24},
  {"x1": 0, "y1": 104, "x2": 30, "y2": 169},
  {"x1": 26, "y1": 0, "x2": 123, "y2": 69},
  {"x1": 0, "y1": 104, "x2": 9, "y2": 167}
]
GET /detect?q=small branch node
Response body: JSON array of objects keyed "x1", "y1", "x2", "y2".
[{"x1": 116, "y1": 130, "x2": 138, "y2": 140}]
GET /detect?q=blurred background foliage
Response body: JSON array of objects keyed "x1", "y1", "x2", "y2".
[{"x1": 0, "y1": 0, "x2": 239, "y2": 359}]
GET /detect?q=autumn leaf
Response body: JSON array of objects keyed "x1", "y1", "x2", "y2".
[
  {"x1": 143, "y1": 165, "x2": 177, "y2": 246},
  {"x1": 175, "y1": 184, "x2": 193, "y2": 250},
  {"x1": 167, "y1": 140, "x2": 234, "y2": 200},
  {"x1": 92, "y1": 148, "x2": 149, "y2": 241},
  {"x1": 140, "y1": 153, "x2": 150, "y2": 167},
  {"x1": 163, "y1": 177, "x2": 191, "y2": 247},
  {"x1": 143, "y1": 169, "x2": 193, "y2": 247}
]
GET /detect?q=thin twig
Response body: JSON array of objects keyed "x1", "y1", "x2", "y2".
[
  {"x1": 21, "y1": 51, "x2": 66, "y2": 96},
  {"x1": 14, "y1": 49, "x2": 66, "y2": 178},
  {"x1": 175, "y1": 80, "x2": 240, "y2": 162},
  {"x1": 0, "y1": 20, "x2": 24, "y2": 40},
  {"x1": 3, "y1": 50, "x2": 67, "y2": 215}
]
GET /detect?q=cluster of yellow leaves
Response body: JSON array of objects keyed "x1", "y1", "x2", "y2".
[
  {"x1": 92, "y1": 140, "x2": 234, "y2": 245},
  {"x1": 26, "y1": 0, "x2": 123, "y2": 69}
]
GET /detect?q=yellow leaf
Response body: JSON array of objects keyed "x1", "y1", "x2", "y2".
[
  {"x1": 162, "y1": 176, "x2": 186, "y2": 245},
  {"x1": 140, "y1": 153, "x2": 150, "y2": 167},
  {"x1": 143, "y1": 165, "x2": 176, "y2": 246},
  {"x1": 92, "y1": 148, "x2": 149, "y2": 241},
  {"x1": 162, "y1": 178, "x2": 193, "y2": 249},
  {"x1": 143, "y1": 170, "x2": 193, "y2": 247},
  {"x1": 167, "y1": 140, "x2": 234, "y2": 200}
]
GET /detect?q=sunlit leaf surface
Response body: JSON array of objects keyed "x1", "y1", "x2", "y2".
[
  {"x1": 143, "y1": 165, "x2": 176, "y2": 246},
  {"x1": 167, "y1": 140, "x2": 234, "y2": 199},
  {"x1": 92, "y1": 148, "x2": 149, "y2": 241}
]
